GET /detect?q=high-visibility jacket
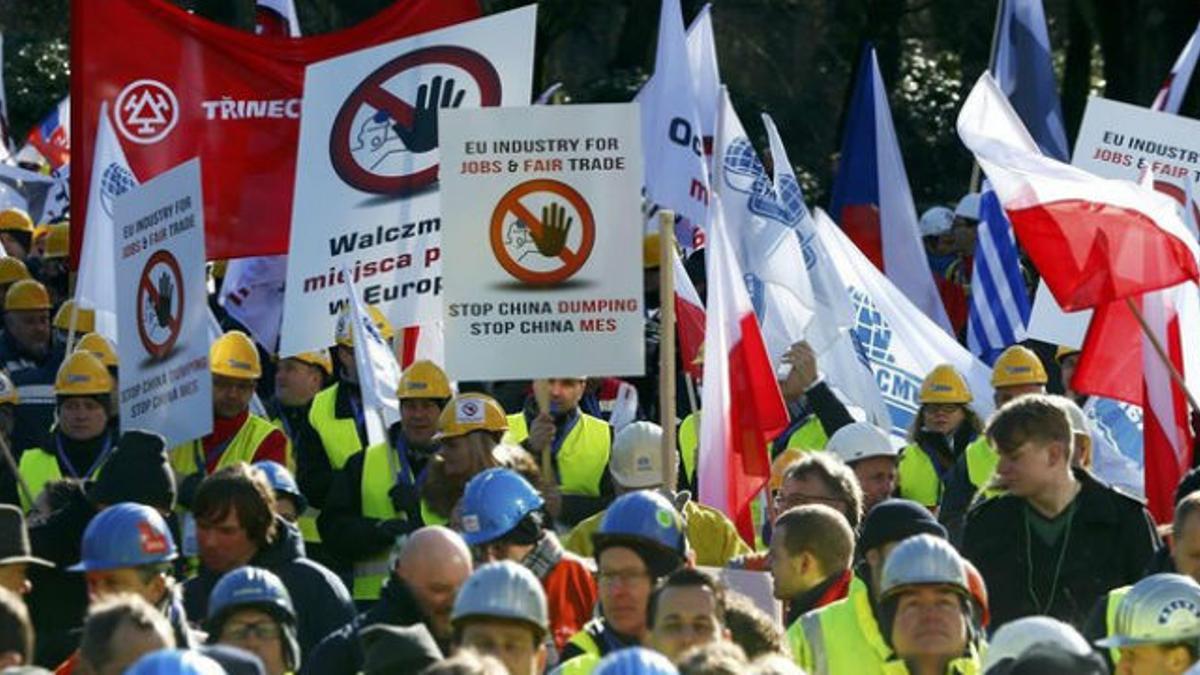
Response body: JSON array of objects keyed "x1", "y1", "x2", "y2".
[
  {"x1": 899, "y1": 436, "x2": 999, "y2": 508},
  {"x1": 17, "y1": 432, "x2": 113, "y2": 512},
  {"x1": 505, "y1": 412, "x2": 610, "y2": 497},
  {"x1": 269, "y1": 413, "x2": 319, "y2": 543},
  {"x1": 169, "y1": 415, "x2": 282, "y2": 478},
  {"x1": 307, "y1": 383, "x2": 366, "y2": 470},
  {"x1": 355, "y1": 440, "x2": 417, "y2": 602},
  {"x1": 1104, "y1": 584, "x2": 1131, "y2": 665},
  {"x1": 789, "y1": 575, "x2": 894, "y2": 674},
  {"x1": 964, "y1": 436, "x2": 999, "y2": 492},
  {"x1": 679, "y1": 411, "x2": 823, "y2": 487},
  {"x1": 561, "y1": 499, "x2": 750, "y2": 567}
]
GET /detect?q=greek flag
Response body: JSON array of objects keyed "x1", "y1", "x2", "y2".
[{"x1": 966, "y1": 189, "x2": 1031, "y2": 365}]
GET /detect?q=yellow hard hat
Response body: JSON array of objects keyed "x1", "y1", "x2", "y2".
[
  {"x1": 919, "y1": 364, "x2": 973, "y2": 405},
  {"x1": 4, "y1": 279, "x2": 50, "y2": 311},
  {"x1": 39, "y1": 222, "x2": 69, "y2": 259},
  {"x1": 643, "y1": 232, "x2": 662, "y2": 269},
  {"x1": 0, "y1": 208, "x2": 33, "y2": 234},
  {"x1": 1055, "y1": 345, "x2": 1081, "y2": 362},
  {"x1": 334, "y1": 304, "x2": 395, "y2": 347},
  {"x1": 0, "y1": 258, "x2": 30, "y2": 286},
  {"x1": 55, "y1": 351, "x2": 114, "y2": 396},
  {"x1": 76, "y1": 332, "x2": 118, "y2": 368},
  {"x1": 770, "y1": 448, "x2": 807, "y2": 491},
  {"x1": 991, "y1": 345, "x2": 1048, "y2": 388},
  {"x1": 210, "y1": 330, "x2": 262, "y2": 380},
  {"x1": 285, "y1": 350, "x2": 332, "y2": 376},
  {"x1": 0, "y1": 371, "x2": 18, "y2": 405},
  {"x1": 210, "y1": 260, "x2": 229, "y2": 279},
  {"x1": 436, "y1": 393, "x2": 508, "y2": 440},
  {"x1": 397, "y1": 360, "x2": 452, "y2": 400},
  {"x1": 53, "y1": 300, "x2": 95, "y2": 333}
]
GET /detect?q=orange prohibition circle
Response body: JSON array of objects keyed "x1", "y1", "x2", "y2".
[{"x1": 489, "y1": 178, "x2": 596, "y2": 286}]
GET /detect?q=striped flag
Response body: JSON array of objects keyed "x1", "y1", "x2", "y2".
[
  {"x1": 1151, "y1": 20, "x2": 1200, "y2": 114},
  {"x1": 966, "y1": 189, "x2": 1031, "y2": 365}
]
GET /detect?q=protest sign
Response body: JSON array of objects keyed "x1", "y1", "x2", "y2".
[
  {"x1": 1028, "y1": 97, "x2": 1200, "y2": 342},
  {"x1": 279, "y1": 7, "x2": 536, "y2": 357},
  {"x1": 114, "y1": 159, "x2": 212, "y2": 446},
  {"x1": 439, "y1": 103, "x2": 645, "y2": 380}
]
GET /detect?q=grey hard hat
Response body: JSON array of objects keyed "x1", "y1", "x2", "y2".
[
  {"x1": 880, "y1": 533, "x2": 969, "y2": 600},
  {"x1": 1096, "y1": 573, "x2": 1200, "y2": 648},
  {"x1": 450, "y1": 561, "x2": 549, "y2": 636}
]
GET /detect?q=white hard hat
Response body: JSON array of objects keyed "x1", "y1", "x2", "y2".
[
  {"x1": 982, "y1": 616, "x2": 1092, "y2": 671},
  {"x1": 609, "y1": 421, "x2": 666, "y2": 489},
  {"x1": 1097, "y1": 573, "x2": 1200, "y2": 648},
  {"x1": 918, "y1": 206, "x2": 955, "y2": 237},
  {"x1": 826, "y1": 422, "x2": 897, "y2": 465},
  {"x1": 955, "y1": 192, "x2": 982, "y2": 220}
]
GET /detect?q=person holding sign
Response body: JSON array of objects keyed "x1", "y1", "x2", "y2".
[
  {"x1": 296, "y1": 305, "x2": 394, "y2": 528},
  {"x1": 170, "y1": 331, "x2": 289, "y2": 508},
  {"x1": 318, "y1": 360, "x2": 453, "y2": 605},
  {"x1": 504, "y1": 377, "x2": 612, "y2": 527},
  {"x1": 16, "y1": 351, "x2": 117, "y2": 511}
]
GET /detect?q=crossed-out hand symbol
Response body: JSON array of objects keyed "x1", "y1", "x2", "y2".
[
  {"x1": 153, "y1": 272, "x2": 174, "y2": 328},
  {"x1": 391, "y1": 75, "x2": 466, "y2": 154},
  {"x1": 532, "y1": 202, "x2": 573, "y2": 257}
]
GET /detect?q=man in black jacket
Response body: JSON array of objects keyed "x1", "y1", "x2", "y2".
[
  {"x1": 300, "y1": 526, "x2": 473, "y2": 675},
  {"x1": 962, "y1": 394, "x2": 1160, "y2": 629}
]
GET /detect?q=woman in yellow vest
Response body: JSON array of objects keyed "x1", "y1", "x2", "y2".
[
  {"x1": 17, "y1": 351, "x2": 118, "y2": 511},
  {"x1": 898, "y1": 364, "x2": 982, "y2": 511},
  {"x1": 422, "y1": 393, "x2": 510, "y2": 524}
]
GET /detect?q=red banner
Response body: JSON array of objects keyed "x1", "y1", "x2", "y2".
[{"x1": 71, "y1": 0, "x2": 479, "y2": 265}]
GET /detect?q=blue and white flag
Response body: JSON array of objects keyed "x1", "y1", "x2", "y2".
[
  {"x1": 814, "y1": 208, "x2": 995, "y2": 435},
  {"x1": 966, "y1": 189, "x2": 1031, "y2": 365},
  {"x1": 343, "y1": 268, "x2": 402, "y2": 442},
  {"x1": 1085, "y1": 396, "x2": 1145, "y2": 497},
  {"x1": 992, "y1": 0, "x2": 1069, "y2": 161}
]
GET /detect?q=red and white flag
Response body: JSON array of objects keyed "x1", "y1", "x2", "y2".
[
  {"x1": 957, "y1": 73, "x2": 1200, "y2": 312},
  {"x1": 1151, "y1": 20, "x2": 1200, "y2": 114},
  {"x1": 255, "y1": 0, "x2": 301, "y2": 37},
  {"x1": 698, "y1": 194, "x2": 789, "y2": 544},
  {"x1": 672, "y1": 246, "x2": 706, "y2": 379}
]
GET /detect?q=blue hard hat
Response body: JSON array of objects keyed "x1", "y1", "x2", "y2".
[
  {"x1": 68, "y1": 502, "x2": 177, "y2": 572},
  {"x1": 252, "y1": 460, "x2": 308, "y2": 514},
  {"x1": 206, "y1": 566, "x2": 300, "y2": 670},
  {"x1": 126, "y1": 649, "x2": 225, "y2": 675},
  {"x1": 459, "y1": 468, "x2": 544, "y2": 546},
  {"x1": 594, "y1": 647, "x2": 679, "y2": 675},
  {"x1": 592, "y1": 490, "x2": 687, "y2": 578}
]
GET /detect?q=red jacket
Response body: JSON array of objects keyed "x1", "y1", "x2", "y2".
[{"x1": 544, "y1": 552, "x2": 599, "y2": 651}]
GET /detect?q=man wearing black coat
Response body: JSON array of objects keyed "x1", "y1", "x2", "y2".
[{"x1": 962, "y1": 395, "x2": 1160, "y2": 629}]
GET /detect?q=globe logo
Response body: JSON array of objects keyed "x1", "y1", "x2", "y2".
[{"x1": 99, "y1": 163, "x2": 137, "y2": 218}]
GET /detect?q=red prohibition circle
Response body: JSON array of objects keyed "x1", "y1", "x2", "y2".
[
  {"x1": 136, "y1": 249, "x2": 185, "y2": 360},
  {"x1": 489, "y1": 179, "x2": 596, "y2": 286},
  {"x1": 329, "y1": 45, "x2": 502, "y2": 195}
]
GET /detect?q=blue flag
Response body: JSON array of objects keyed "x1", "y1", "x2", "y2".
[{"x1": 992, "y1": 0, "x2": 1069, "y2": 160}]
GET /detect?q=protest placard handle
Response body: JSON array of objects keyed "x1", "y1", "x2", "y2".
[
  {"x1": 658, "y1": 210, "x2": 678, "y2": 492},
  {"x1": 0, "y1": 432, "x2": 33, "y2": 509},
  {"x1": 1126, "y1": 296, "x2": 1200, "y2": 413},
  {"x1": 533, "y1": 379, "x2": 553, "y2": 480}
]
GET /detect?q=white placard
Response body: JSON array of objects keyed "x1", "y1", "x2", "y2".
[
  {"x1": 280, "y1": 7, "x2": 536, "y2": 357},
  {"x1": 439, "y1": 103, "x2": 645, "y2": 380},
  {"x1": 114, "y1": 159, "x2": 213, "y2": 446}
]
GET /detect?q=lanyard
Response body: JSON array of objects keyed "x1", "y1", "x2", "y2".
[
  {"x1": 384, "y1": 432, "x2": 416, "y2": 488},
  {"x1": 347, "y1": 391, "x2": 365, "y2": 432},
  {"x1": 56, "y1": 431, "x2": 113, "y2": 480},
  {"x1": 192, "y1": 434, "x2": 236, "y2": 475}
]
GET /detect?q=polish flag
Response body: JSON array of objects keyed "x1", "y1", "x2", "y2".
[
  {"x1": 672, "y1": 247, "x2": 706, "y2": 379},
  {"x1": 957, "y1": 73, "x2": 1200, "y2": 312},
  {"x1": 698, "y1": 194, "x2": 789, "y2": 544}
]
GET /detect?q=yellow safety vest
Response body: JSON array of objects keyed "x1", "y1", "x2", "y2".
[
  {"x1": 555, "y1": 654, "x2": 599, "y2": 675},
  {"x1": 307, "y1": 384, "x2": 365, "y2": 470},
  {"x1": 268, "y1": 416, "x2": 319, "y2": 544},
  {"x1": 561, "y1": 499, "x2": 751, "y2": 567},
  {"x1": 897, "y1": 443, "x2": 944, "y2": 508},
  {"x1": 1104, "y1": 585, "x2": 1131, "y2": 665},
  {"x1": 965, "y1": 436, "x2": 999, "y2": 492},
  {"x1": 679, "y1": 411, "x2": 822, "y2": 486},
  {"x1": 18, "y1": 437, "x2": 111, "y2": 512},
  {"x1": 504, "y1": 412, "x2": 610, "y2": 497},
  {"x1": 169, "y1": 415, "x2": 283, "y2": 478}
]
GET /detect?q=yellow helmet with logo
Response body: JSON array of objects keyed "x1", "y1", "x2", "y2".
[
  {"x1": 991, "y1": 345, "x2": 1048, "y2": 388},
  {"x1": 55, "y1": 351, "x2": 114, "y2": 396},
  {"x1": 286, "y1": 350, "x2": 332, "y2": 376},
  {"x1": 53, "y1": 300, "x2": 96, "y2": 333},
  {"x1": 397, "y1": 360, "x2": 452, "y2": 400},
  {"x1": 210, "y1": 330, "x2": 262, "y2": 380},
  {"x1": 335, "y1": 304, "x2": 395, "y2": 347},
  {"x1": 76, "y1": 332, "x2": 118, "y2": 368},
  {"x1": 4, "y1": 279, "x2": 50, "y2": 311},
  {"x1": 0, "y1": 258, "x2": 30, "y2": 286},
  {"x1": 0, "y1": 208, "x2": 33, "y2": 234},
  {"x1": 40, "y1": 222, "x2": 69, "y2": 259},
  {"x1": 1055, "y1": 345, "x2": 1081, "y2": 362},
  {"x1": 0, "y1": 371, "x2": 18, "y2": 405},
  {"x1": 436, "y1": 393, "x2": 508, "y2": 440},
  {"x1": 920, "y1": 364, "x2": 973, "y2": 404}
]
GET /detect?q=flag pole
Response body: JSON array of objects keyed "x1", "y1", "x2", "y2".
[
  {"x1": 533, "y1": 379, "x2": 554, "y2": 482},
  {"x1": 0, "y1": 432, "x2": 33, "y2": 509},
  {"x1": 1125, "y1": 297, "x2": 1200, "y2": 412},
  {"x1": 970, "y1": 0, "x2": 1007, "y2": 193},
  {"x1": 658, "y1": 210, "x2": 678, "y2": 492}
]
